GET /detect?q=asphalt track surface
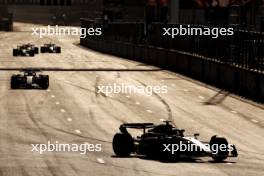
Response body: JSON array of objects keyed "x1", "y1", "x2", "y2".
[{"x1": 0, "y1": 23, "x2": 263, "y2": 176}]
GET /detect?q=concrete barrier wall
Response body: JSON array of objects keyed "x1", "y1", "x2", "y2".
[
  {"x1": 189, "y1": 56, "x2": 203, "y2": 80},
  {"x1": 203, "y1": 60, "x2": 219, "y2": 85},
  {"x1": 260, "y1": 74, "x2": 264, "y2": 101},
  {"x1": 156, "y1": 48, "x2": 168, "y2": 67},
  {"x1": 219, "y1": 64, "x2": 236, "y2": 91},
  {"x1": 81, "y1": 38, "x2": 264, "y2": 103}
]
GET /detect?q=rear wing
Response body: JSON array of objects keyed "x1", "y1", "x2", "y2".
[{"x1": 119, "y1": 123, "x2": 154, "y2": 133}]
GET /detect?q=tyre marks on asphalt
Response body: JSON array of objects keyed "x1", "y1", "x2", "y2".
[
  {"x1": 229, "y1": 108, "x2": 262, "y2": 126},
  {"x1": 46, "y1": 87, "x2": 75, "y2": 126},
  {"x1": 45, "y1": 86, "x2": 109, "y2": 165},
  {"x1": 159, "y1": 77, "x2": 264, "y2": 127}
]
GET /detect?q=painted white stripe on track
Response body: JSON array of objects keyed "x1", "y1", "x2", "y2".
[
  {"x1": 75, "y1": 130, "x2": 81, "y2": 134},
  {"x1": 251, "y1": 119, "x2": 259, "y2": 123},
  {"x1": 97, "y1": 158, "x2": 105, "y2": 164}
]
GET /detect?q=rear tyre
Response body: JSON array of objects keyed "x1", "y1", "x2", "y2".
[
  {"x1": 34, "y1": 47, "x2": 39, "y2": 54},
  {"x1": 41, "y1": 47, "x2": 46, "y2": 53},
  {"x1": 113, "y1": 133, "x2": 134, "y2": 157},
  {"x1": 11, "y1": 76, "x2": 19, "y2": 89},
  {"x1": 160, "y1": 138, "x2": 180, "y2": 161},
  {"x1": 210, "y1": 135, "x2": 229, "y2": 162},
  {"x1": 13, "y1": 49, "x2": 18, "y2": 56}
]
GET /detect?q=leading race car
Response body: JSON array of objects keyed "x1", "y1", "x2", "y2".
[
  {"x1": 41, "y1": 43, "x2": 61, "y2": 53},
  {"x1": 13, "y1": 43, "x2": 39, "y2": 57},
  {"x1": 11, "y1": 69, "x2": 49, "y2": 89},
  {"x1": 113, "y1": 121, "x2": 238, "y2": 162}
]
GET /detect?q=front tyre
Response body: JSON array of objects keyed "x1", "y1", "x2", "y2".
[
  {"x1": 112, "y1": 133, "x2": 134, "y2": 157},
  {"x1": 210, "y1": 135, "x2": 229, "y2": 162},
  {"x1": 39, "y1": 75, "x2": 49, "y2": 89},
  {"x1": 41, "y1": 47, "x2": 46, "y2": 53},
  {"x1": 56, "y1": 47, "x2": 61, "y2": 53}
]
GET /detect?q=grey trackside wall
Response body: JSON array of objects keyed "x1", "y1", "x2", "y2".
[{"x1": 80, "y1": 24, "x2": 264, "y2": 103}]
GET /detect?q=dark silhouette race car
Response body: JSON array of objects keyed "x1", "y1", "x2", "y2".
[
  {"x1": 13, "y1": 43, "x2": 39, "y2": 57},
  {"x1": 41, "y1": 43, "x2": 61, "y2": 53},
  {"x1": 11, "y1": 69, "x2": 49, "y2": 89},
  {"x1": 113, "y1": 121, "x2": 238, "y2": 162}
]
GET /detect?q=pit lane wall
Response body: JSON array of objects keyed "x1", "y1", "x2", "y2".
[{"x1": 80, "y1": 19, "x2": 264, "y2": 103}]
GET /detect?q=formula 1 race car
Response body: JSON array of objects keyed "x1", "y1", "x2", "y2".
[
  {"x1": 11, "y1": 69, "x2": 49, "y2": 89},
  {"x1": 41, "y1": 43, "x2": 61, "y2": 53},
  {"x1": 13, "y1": 44, "x2": 39, "y2": 57},
  {"x1": 113, "y1": 121, "x2": 238, "y2": 162}
]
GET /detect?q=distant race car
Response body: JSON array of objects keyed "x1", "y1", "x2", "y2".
[
  {"x1": 113, "y1": 121, "x2": 238, "y2": 162},
  {"x1": 11, "y1": 69, "x2": 49, "y2": 89},
  {"x1": 13, "y1": 43, "x2": 39, "y2": 57},
  {"x1": 41, "y1": 43, "x2": 61, "y2": 53}
]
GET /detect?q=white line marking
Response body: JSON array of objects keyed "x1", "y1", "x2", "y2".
[
  {"x1": 60, "y1": 109, "x2": 66, "y2": 113},
  {"x1": 231, "y1": 110, "x2": 238, "y2": 114},
  {"x1": 67, "y1": 118, "x2": 72, "y2": 122},
  {"x1": 226, "y1": 163, "x2": 233, "y2": 165},
  {"x1": 75, "y1": 130, "x2": 81, "y2": 134},
  {"x1": 251, "y1": 119, "x2": 259, "y2": 123},
  {"x1": 55, "y1": 102, "x2": 60, "y2": 105},
  {"x1": 146, "y1": 110, "x2": 152, "y2": 113},
  {"x1": 51, "y1": 95, "x2": 55, "y2": 98},
  {"x1": 97, "y1": 158, "x2": 105, "y2": 164},
  {"x1": 198, "y1": 96, "x2": 205, "y2": 99},
  {"x1": 135, "y1": 102, "x2": 141, "y2": 105}
]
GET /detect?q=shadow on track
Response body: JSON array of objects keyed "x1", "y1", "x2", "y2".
[
  {"x1": 204, "y1": 90, "x2": 230, "y2": 105},
  {"x1": 111, "y1": 155, "x2": 237, "y2": 164}
]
